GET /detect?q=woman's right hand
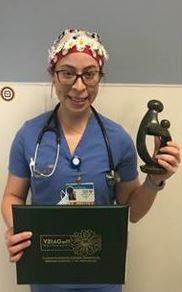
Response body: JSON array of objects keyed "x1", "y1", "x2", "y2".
[{"x1": 5, "y1": 227, "x2": 32, "y2": 262}]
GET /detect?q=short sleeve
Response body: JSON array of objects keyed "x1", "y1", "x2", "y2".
[
  {"x1": 117, "y1": 134, "x2": 138, "y2": 182},
  {"x1": 9, "y1": 124, "x2": 30, "y2": 178}
]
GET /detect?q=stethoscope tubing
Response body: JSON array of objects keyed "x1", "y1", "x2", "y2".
[
  {"x1": 30, "y1": 143, "x2": 60, "y2": 177},
  {"x1": 30, "y1": 103, "x2": 116, "y2": 179}
]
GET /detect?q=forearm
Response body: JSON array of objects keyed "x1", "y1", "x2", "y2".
[
  {"x1": 1, "y1": 193, "x2": 25, "y2": 228},
  {"x1": 1, "y1": 174, "x2": 29, "y2": 228},
  {"x1": 2, "y1": 194, "x2": 32, "y2": 263},
  {"x1": 128, "y1": 176, "x2": 163, "y2": 223}
]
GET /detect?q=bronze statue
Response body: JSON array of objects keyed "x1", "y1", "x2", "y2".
[{"x1": 136, "y1": 100, "x2": 171, "y2": 174}]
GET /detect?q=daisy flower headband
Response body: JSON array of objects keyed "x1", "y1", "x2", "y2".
[{"x1": 48, "y1": 29, "x2": 109, "y2": 72}]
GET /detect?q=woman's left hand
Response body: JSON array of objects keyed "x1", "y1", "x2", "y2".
[{"x1": 151, "y1": 140, "x2": 181, "y2": 184}]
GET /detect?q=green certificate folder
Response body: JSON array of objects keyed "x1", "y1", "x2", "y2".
[{"x1": 12, "y1": 205, "x2": 129, "y2": 284}]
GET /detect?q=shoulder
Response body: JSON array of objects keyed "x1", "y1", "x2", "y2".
[
  {"x1": 23, "y1": 111, "x2": 51, "y2": 131},
  {"x1": 11, "y1": 111, "x2": 52, "y2": 150},
  {"x1": 98, "y1": 113, "x2": 132, "y2": 141},
  {"x1": 16, "y1": 111, "x2": 51, "y2": 138},
  {"x1": 9, "y1": 111, "x2": 53, "y2": 177},
  {"x1": 95, "y1": 112, "x2": 136, "y2": 157},
  {"x1": 93, "y1": 111, "x2": 138, "y2": 181}
]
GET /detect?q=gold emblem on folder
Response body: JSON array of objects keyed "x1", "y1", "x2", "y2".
[
  {"x1": 70, "y1": 230, "x2": 102, "y2": 256},
  {"x1": 40, "y1": 229, "x2": 102, "y2": 263}
]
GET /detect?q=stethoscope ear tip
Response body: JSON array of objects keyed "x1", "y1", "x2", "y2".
[
  {"x1": 29, "y1": 157, "x2": 35, "y2": 176},
  {"x1": 29, "y1": 157, "x2": 35, "y2": 167}
]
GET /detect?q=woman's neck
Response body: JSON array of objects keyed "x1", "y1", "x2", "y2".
[{"x1": 57, "y1": 106, "x2": 92, "y2": 135}]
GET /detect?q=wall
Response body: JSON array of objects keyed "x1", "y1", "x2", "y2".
[
  {"x1": 0, "y1": 83, "x2": 181, "y2": 292},
  {"x1": 0, "y1": 0, "x2": 182, "y2": 84}
]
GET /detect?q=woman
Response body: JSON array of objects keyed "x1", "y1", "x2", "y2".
[{"x1": 1, "y1": 29, "x2": 180, "y2": 292}]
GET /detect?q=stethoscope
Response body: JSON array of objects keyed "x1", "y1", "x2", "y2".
[{"x1": 29, "y1": 103, "x2": 120, "y2": 188}]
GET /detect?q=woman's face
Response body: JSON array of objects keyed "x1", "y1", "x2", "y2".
[{"x1": 52, "y1": 52, "x2": 101, "y2": 115}]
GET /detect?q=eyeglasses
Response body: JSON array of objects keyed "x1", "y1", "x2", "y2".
[{"x1": 55, "y1": 69, "x2": 103, "y2": 86}]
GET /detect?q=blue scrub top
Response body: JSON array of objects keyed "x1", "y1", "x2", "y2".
[{"x1": 9, "y1": 109, "x2": 138, "y2": 291}]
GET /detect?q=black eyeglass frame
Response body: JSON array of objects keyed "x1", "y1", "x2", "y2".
[{"x1": 55, "y1": 70, "x2": 104, "y2": 86}]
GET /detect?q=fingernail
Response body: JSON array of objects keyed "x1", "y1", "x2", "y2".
[{"x1": 27, "y1": 240, "x2": 31, "y2": 246}]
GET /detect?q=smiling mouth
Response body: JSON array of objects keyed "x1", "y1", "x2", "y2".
[{"x1": 68, "y1": 96, "x2": 88, "y2": 103}]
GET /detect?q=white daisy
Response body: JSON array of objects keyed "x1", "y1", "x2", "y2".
[{"x1": 75, "y1": 37, "x2": 87, "y2": 51}]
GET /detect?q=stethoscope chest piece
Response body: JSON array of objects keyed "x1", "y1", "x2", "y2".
[{"x1": 71, "y1": 155, "x2": 81, "y2": 169}]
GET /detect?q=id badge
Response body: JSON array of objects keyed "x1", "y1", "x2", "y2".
[{"x1": 58, "y1": 182, "x2": 95, "y2": 205}]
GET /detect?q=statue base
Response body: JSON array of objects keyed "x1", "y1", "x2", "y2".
[{"x1": 140, "y1": 164, "x2": 166, "y2": 175}]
